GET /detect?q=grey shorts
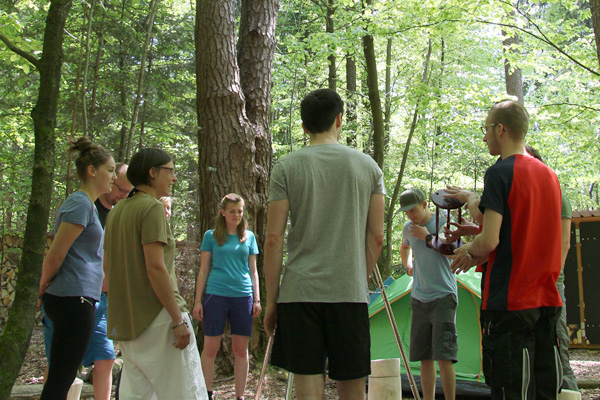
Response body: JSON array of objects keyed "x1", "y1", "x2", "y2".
[{"x1": 409, "y1": 294, "x2": 458, "y2": 362}]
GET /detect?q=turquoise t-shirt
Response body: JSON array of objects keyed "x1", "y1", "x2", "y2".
[{"x1": 201, "y1": 229, "x2": 259, "y2": 297}]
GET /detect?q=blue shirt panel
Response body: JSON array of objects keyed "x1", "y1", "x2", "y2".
[
  {"x1": 45, "y1": 191, "x2": 104, "y2": 300},
  {"x1": 402, "y1": 214, "x2": 457, "y2": 302},
  {"x1": 201, "y1": 230, "x2": 259, "y2": 297}
]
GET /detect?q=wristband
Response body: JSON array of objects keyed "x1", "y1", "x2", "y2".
[
  {"x1": 171, "y1": 320, "x2": 188, "y2": 330},
  {"x1": 425, "y1": 234, "x2": 433, "y2": 248}
]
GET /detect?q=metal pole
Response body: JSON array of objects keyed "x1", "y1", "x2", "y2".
[
  {"x1": 285, "y1": 372, "x2": 294, "y2": 400},
  {"x1": 254, "y1": 335, "x2": 274, "y2": 400},
  {"x1": 373, "y1": 266, "x2": 421, "y2": 400}
]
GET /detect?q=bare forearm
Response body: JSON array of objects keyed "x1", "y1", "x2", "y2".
[
  {"x1": 365, "y1": 231, "x2": 384, "y2": 278},
  {"x1": 264, "y1": 235, "x2": 284, "y2": 306}
]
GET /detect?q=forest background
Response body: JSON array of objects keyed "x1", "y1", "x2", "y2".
[{"x1": 0, "y1": 0, "x2": 599, "y2": 397}]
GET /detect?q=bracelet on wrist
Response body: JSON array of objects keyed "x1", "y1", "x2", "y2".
[{"x1": 171, "y1": 320, "x2": 188, "y2": 330}]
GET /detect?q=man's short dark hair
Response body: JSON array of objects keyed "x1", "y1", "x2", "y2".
[
  {"x1": 489, "y1": 99, "x2": 529, "y2": 140},
  {"x1": 127, "y1": 148, "x2": 172, "y2": 187},
  {"x1": 300, "y1": 89, "x2": 344, "y2": 134}
]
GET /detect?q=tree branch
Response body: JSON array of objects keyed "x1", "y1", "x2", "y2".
[
  {"x1": 538, "y1": 102, "x2": 600, "y2": 113},
  {"x1": 0, "y1": 33, "x2": 41, "y2": 70}
]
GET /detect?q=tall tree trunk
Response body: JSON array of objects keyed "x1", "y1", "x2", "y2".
[
  {"x1": 502, "y1": 10, "x2": 523, "y2": 104},
  {"x1": 89, "y1": 33, "x2": 103, "y2": 139},
  {"x1": 81, "y1": 0, "x2": 96, "y2": 136},
  {"x1": 384, "y1": 37, "x2": 392, "y2": 151},
  {"x1": 326, "y1": 0, "x2": 335, "y2": 90},
  {"x1": 382, "y1": 39, "x2": 432, "y2": 278},
  {"x1": 125, "y1": 0, "x2": 159, "y2": 161},
  {"x1": 139, "y1": 51, "x2": 153, "y2": 148},
  {"x1": 196, "y1": 0, "x2": 278, "y2": 359},
  {"x1": 66, "y1": 11, "x2": 87, "y2": 197},
  {"x1": 362, "y1": 33, "x2": 384, "y2": 169},
  {"x1": 345, "y1": 53, "x2": 357, "y2": 147},
  {"x1": 0, "y1": 0, "x2": 72, "y2": 396},
  {"x1": 116, "y1": 1, "x2": 129, "y2": 162},
  {"x1": 591, "y1": 0, "x2": 600, "y2": 70}
]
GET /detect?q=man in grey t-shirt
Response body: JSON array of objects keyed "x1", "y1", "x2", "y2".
[{"x1": 264, "y1": 89, "x2": 385, "y2": 400}]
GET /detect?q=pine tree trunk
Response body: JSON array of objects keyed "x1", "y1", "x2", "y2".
[
  {"x1": 0, "y1": 0, "x2": 72, "y2": 396},
  {"x1": 196, "y1": 0, "x2": 278, "y2": 358},
  {"x1": 590, "y1": 0, "x2": 600, "y2": 70}
]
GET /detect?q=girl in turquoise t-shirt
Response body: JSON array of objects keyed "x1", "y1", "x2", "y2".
[{"x1": 193, "y1": 193, "x2": 260, "y2": 400}]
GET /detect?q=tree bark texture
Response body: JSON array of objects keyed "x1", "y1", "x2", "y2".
[
  {"x1": 382, "y1": 39, "x2": 432, "y2": 279},
  {"x1": 384, "y1": 37, "x2": 392, "y2": 151},
  {"x1": 125, "y1": 0, "x2": 159, "y2": 161},
  {"x1": 196, "y1": 0, "x2": 278, "y2": 354},
  {"x1": 326, "y1": 0, "x2": 335, "y2": 90},
  {"x1": 345, "y1": 53, "x2": 357, "y2": 147},
  {"x1": 0, "y1": 0, "x2": 72, "y2": 397},
  {"x1": 591, "y1": 0, "x2": 600, "y2": 70},
  {"x1": 502, "y1": 11, "x2": 524, "y2": 104},
  {"x1": 362, "y1": 33, "x2": 384, "y2": 170}
]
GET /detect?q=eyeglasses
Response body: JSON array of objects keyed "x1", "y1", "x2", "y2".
[
  {"x1": 113, "y1": 182, "x2": 131, "y2": 196},
  {"x1": 480, "y1": 123, "x2": 499, "y2": 135},
  {"x1": 155, "y1": 166, "x2": 175, "y2": 177}
]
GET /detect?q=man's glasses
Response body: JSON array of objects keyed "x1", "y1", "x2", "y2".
[
  {"x1": 480, "y1": 123, "x2": 499, "y2": 135},
  {"x1": 113, "y1": 182, "x2": 131, "y2": 196}
]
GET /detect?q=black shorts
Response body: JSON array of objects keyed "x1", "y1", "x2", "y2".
[{"x1": 271, "y1": 302, "x2": 371, "y2": 381}]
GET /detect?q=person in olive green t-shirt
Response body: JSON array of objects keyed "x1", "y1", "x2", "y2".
[{"x1": 104, "y1": 148, "x2": 207, "y2": 400}]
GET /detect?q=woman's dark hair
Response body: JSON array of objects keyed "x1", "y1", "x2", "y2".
[
  {"x1": 127, "y1": 148, "x2": 172, "y2": 187},
  {"x1": 68, "y1": 137, "x2": 112, "y2": 181}
]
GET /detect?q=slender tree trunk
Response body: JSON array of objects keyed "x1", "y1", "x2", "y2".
[
  {"x1": 89, "y1": 33, "x2": 103, "y2": 139},
  {"x1": 345, "y1": 53, "x2": 357, "y2": 147},
  {"x1": 125, "y1": 0, "x2": 159, "y2": 161},
  {"x1": 66, "y1": 10, "x2": 87, "y2": 197},
  {"x1": 81, "y1": 0, "x2": 96, "y2": 136},
  {"x1": 0, "y1": 0, "x2": 72, "y2": 396},
  {"x1": 196, "y1": 0, "x2": 278, "y2": 359},
  {"x1": 362, "y1": 33, "x2": 384, "y2": 169},
  {"x1": 116, "y1": 1, "x2": 128, "y2": 162},
  {"x1": 384, "y1": 37, "x2": 392, "y2": 151},
  {"x1": 591, "y1": 0, "x2": 600, "y2": 70},
  {"x1": 502, "y1": 10, "x2": 523, "y2": 103},
  {"x1": 382, "y1": 39, "x2": 432, "y2": 278},
  {"x1": 139, "y1": 51, "x2": 153, "y2": 148},
  {"x1": 326, "y1": 0, "x2": 335, "y2": 90}
]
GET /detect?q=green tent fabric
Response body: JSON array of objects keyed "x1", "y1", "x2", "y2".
[{"x1": 369, "y1": 269, "x2": 484, "y2": 383}]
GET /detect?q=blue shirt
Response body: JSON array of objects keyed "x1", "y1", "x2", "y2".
[
  {"x1": 201, "y1": 230, "x2": 259, "y2": 297},
  {"x1": 45, "y1": 191, "x2": 104, "y2": 301},
  {"x1": 402, "y1": 214, "x2": 457, "y2": 303}
]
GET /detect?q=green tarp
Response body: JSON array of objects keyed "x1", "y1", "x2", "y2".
[{"x1": 369, "y1": 269, "x2": 484, "y2": 383}]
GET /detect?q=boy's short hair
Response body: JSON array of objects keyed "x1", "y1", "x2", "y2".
[{"x1": 300, "y1": 89, "x2": 344, "y2": 134}]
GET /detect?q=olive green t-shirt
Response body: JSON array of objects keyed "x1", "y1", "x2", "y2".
[
  {"x1": 104, "y1": 193, "x2": 186, "y2": 341},
  {"x1": 557, "y1": 193, "x2": 572, "y2": 287}
]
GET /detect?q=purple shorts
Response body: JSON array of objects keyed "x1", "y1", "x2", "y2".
[{"x1": 202, "y1": 294, "x2": 253, "y2": 337}]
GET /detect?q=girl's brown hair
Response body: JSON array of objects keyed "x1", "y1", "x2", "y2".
[
  {"x1": 68, "y1": 137, "x2": 112, "y2": 181},
  {"x1": 213, "y1": 193, "x2": 247, "y2": 246}
]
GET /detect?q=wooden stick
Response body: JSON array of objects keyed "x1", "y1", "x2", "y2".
[
  {"x1": 254, "y1": 335, "x2": 274, "y2": 400},
  {"x1": 373, "y1": 266, "x2": 421, "y2": 400}
]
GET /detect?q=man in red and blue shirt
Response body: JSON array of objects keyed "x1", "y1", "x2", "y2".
[{"x1": 451, "y1": 100, "x2": 563, "y2": 399}]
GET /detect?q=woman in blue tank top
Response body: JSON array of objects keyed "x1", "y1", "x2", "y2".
[{"x1": 193, "y1": 194, "x2": 260, "y2": 400}]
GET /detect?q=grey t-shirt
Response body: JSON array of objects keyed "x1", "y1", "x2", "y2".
[
  {"x1": 402, "y1": 214, "x2": 457, "y2": 303},
  {"x1": 268, "y1": 143, "x2": 386, "y2": 304},
  {"x1": 45, "y1": 191, "x2": 104, "y2": 301}
]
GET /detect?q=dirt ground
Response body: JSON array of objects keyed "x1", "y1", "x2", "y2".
[{"x1": 15, "y1": 325, "x2": 600, "y2": 399}]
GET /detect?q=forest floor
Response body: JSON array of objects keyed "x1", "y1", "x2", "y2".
[{"x1": 13, "y1": 325, "x2": 600, "y2": 399}]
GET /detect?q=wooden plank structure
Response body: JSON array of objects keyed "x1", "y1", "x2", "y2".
[{"x1": 564, "y1": 208, "x2": 600, "y2": 349}]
